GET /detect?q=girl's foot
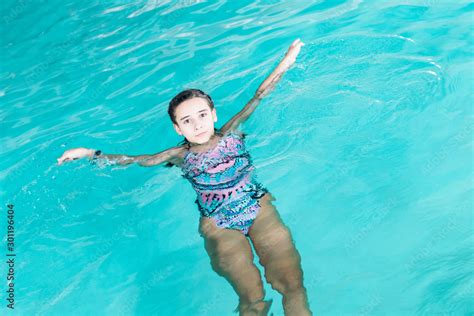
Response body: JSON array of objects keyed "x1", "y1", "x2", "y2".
[{"x1": 237, "y1": 298, "x2": 273, "y2": 316}]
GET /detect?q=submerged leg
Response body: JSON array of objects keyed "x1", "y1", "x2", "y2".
[
  {"x1": 248, "y1": 194, "x2": 312, "y2": 316},
  {"x1": 199, "y1": 217, "x2": 272, "y2": 316}
]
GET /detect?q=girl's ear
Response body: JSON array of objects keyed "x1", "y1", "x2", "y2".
[
  {"x1": 212, "y1": 108, "x2": 217, "y2": 122},
  {"x1": 173, "y1": 124, "x2": 182, "y2": 135}
]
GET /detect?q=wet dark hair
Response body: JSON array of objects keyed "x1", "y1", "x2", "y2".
[{"x1": 168, "y1": 88, "x2": 214, "y2": 125}]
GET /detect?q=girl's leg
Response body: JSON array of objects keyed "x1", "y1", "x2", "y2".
[
  {"x1": 248, "y1": 193, "x2": 312, "y2": 316},
  {"x1": 199, "y1": 216, "x2": 272, "y2": 316}
]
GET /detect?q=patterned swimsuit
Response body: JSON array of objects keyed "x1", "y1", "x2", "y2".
[{"x1": 181, "y1": 130, "x2": 268, "y2": 236}]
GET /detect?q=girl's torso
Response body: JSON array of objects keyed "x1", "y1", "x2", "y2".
[{"x1": 179, "y1": 129, "x2": 267, "y2": 217}]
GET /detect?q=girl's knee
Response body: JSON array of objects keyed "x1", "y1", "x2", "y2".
[
  {"x1": 284, "y1": 274, "x2": 305, "y2": 293},
  {"x1": 263, "y1": 253, "x2": 304, "y2": 293},
  {"x1": 267, "y1": 269, "x2": 304, "y2": 294}
]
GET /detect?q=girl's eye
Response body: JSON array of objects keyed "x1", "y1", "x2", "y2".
[
  {"x1": 183, "y1": 119, "x2": 190, "y2": 124},
  {"x1": 200, "y1": 113, "x2": 207, "y2": 118}
]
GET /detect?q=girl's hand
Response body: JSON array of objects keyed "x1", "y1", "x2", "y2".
[
  {"x1": 57, "y1": 148, "x2": 95, "y2": 166},
  {"x1": 280, "y1": 38, "x2": 305, "y2": 69}
]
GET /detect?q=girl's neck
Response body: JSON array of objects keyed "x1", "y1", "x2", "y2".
[{"x1": 187, "y1": 129, "x2": 223, "y2": 152}]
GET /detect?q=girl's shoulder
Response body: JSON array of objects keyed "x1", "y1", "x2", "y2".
[
  {"x1": 221, "y1": 128, "x2": 246, "y2": 140},
  {"x1": 163, "y1": 144, "x2": 189, "y2": 168}
]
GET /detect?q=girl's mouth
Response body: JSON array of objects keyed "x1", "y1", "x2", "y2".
[{"x1": 196, "y1": 132, "x2": 206, "y2": 137}]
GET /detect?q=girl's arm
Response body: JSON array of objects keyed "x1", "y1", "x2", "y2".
[
  {"x1": 220, "y1": 38, "x2": 305, "y2": 134},
  {"x1": 57, "y1": 146, "x2": 185, "y2": 167}
]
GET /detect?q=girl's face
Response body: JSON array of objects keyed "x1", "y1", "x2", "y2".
[{"x1": 173, "y1": 97, "x2": 217, "y2": 145}]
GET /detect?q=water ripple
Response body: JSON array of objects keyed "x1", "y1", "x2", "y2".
[{"x1": 2, "y1": 0, "x2": 472, "y2": 314}]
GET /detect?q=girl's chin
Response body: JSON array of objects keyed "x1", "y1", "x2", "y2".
[
  {"x1": 189, "y1": 135, "x2": 210, "y2": 144},
  {"x1": 195, "y1": 137, "x2": 210, "y2": 144}
]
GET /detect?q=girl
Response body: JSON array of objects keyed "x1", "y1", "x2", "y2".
[{"x1": 58, "y1": 39, "x2": 311, "y2": 316}]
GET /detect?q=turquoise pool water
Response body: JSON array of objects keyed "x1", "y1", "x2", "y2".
[{"x1": 1, "y1": 0, "x2": 473, "y2": 315}]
